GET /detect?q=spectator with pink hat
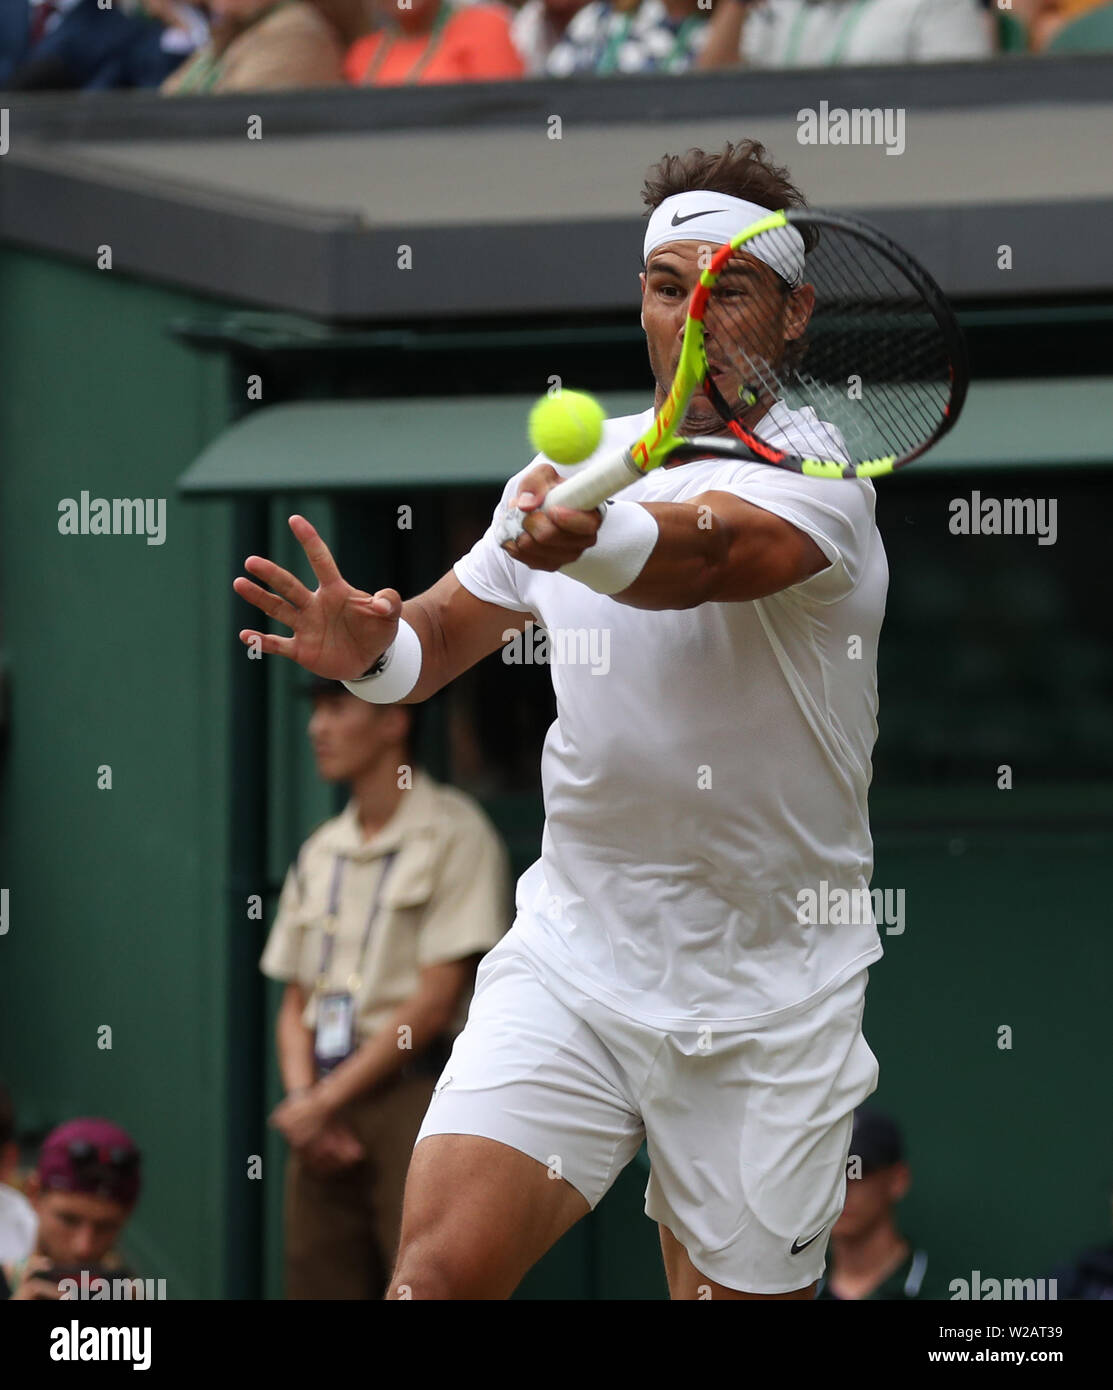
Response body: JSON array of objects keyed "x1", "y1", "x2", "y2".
[{"x1": 2, "y1": 1117, "x2": 143, "y2": 1301}]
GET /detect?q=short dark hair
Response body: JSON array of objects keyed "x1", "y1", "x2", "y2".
[
  {"x1": 641, "y1": 140, "x2": 819, "y2": 255},
  {"x1": 0, "y1": 1081, "x2": 14, "y2": 1148},
  {"x1": 307, "y1": 682, "x2": 423, "y2": 758},
  {"x1": 642, "y1": 139, "x2": 817, "y2": 375}
]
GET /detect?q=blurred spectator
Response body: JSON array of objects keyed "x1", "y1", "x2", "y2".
[
  {"x1": 312, "y1": 0, "x2": 367, "y2": 46},
  {"x1": 0, "y1": 0, "x2": 188, "y2": 88},
  {"x1": 546, "y1": 0, "x2": 708, "y2": 75},
  {"x1": 1045, "y1": 1184, "x2": 1113, "y2": 1299},
  {"x1": 162, "y1": 0, "x2": 344, "y2": 93},
  {"x1": 139, "y1": 0, "x2": 211, "y2": 69},
  {"x1": 511, "y1": 0, "x2": 590, "y2": 71},
  {"x1": 817, "y1": 1107, "x2": 946, "y2": 1299},
  {"x1": 1010, "y1": 0, "x2": 1111, "y2": 50},
  {"x1": 261, "y1": 679, "x2": 510, "y2": 1299},
  {"x1": 346, "y1": 0, "x2": 523, "y2": 85},
  {"x1": 0, "y1": 1083, "x2": 35, "y2": 1269},
  {"x1": 2, "y1": 1118, "x2": 142, "y2": 1301},
  {"x1": 699, "y1": 0, "x2": 993, "y2": 71},
  {"x1": 1049, "y1": 1243, "x2": 1113, "y2": 1299}
]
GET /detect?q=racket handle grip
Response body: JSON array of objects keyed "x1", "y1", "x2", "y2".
[
  {"x1": 544, "y1": 449, "x2": 644, "y2": 512},
  {"x1": 493, "y1": 450, "x2": 645, "y2": 546}
]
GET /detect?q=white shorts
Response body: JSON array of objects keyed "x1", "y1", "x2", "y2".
[{"x1": 416, "y1": 933, "x2": 880, "y2": 1295}]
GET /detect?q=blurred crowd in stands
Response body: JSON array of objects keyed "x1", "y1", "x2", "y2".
[{"x1": 1, "y1": 0, "x2": 1111, "y2": 93}]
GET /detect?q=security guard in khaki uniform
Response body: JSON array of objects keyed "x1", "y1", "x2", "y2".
[{"x1": 261, "y1": 679, "x2": 509, "y2": 1299}]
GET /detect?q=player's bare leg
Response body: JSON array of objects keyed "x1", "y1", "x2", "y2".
[
  {"x1": 658, "y1": 1224, "x2": 817, "y2": 1301},
  {"x1": 387, "y1": 1134, "x2": 590, "y2": 1300}
]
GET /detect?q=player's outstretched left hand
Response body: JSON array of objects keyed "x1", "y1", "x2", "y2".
[
  {"x1": 500, "y1": 464, "x2": 603, "y2": 573},
  {"x1": 233, "y1": 515, "x2": 400, "y2": 680}
]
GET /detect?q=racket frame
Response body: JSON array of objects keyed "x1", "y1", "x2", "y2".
[
  {"x1": 538, "y1": 210, "x2": 788, "y2": 516},
  {"x1": 508, "y1": 206, "x2": 968, "y2": 529}
]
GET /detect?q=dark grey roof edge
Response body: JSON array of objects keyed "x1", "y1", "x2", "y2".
[
  {"x1": 327, "y1": 198, "x2": 1113, "y2": 318},
  {"x1": 0, "y1": 153, "x2": 358, "y2": 315},
  {"x1": 3, "y1": 54, "x2": 1113, "y2": 144},
  {"x1": 2, "y1": 141, "x2": 366, "y2": 230},
  {"x1": 3, "y1": 150, "x2": 1111, "y2": 317}
]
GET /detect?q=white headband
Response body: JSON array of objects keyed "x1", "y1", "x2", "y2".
[{"x1": 643, "y1": 191, "x2": 806, "y2": 289}]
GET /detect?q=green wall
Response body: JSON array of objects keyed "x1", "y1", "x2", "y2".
[
  {"x1": 865, "y1": 817, "x2": 1113, "y2": 1290},
  {"x1": 0, "y1": 248, "x2": 235, "y2": 1297}
]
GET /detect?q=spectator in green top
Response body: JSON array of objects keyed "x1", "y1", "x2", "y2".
[{"x1": 818, "y1": 1107, "x2": 942, "y2": 1300}]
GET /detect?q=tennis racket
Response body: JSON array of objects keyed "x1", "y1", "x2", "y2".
[{"x1": 498, "y1": 208, "x2": 967, "y2": 540}]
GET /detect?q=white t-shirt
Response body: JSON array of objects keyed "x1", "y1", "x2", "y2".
[
  {"x1": 455, "y1": 406, "x2": 888, "y2": 1029},
  {"x1": 0, "y1": 1183, "x2": 37, "y2": 1265},
  {"x1": 740, "y1": 0, "x2": 992, "y2": 67}
]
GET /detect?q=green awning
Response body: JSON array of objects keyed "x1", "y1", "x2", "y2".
[{"x1": 178, "y1": 379, "x2": 1112, "y2": 496}]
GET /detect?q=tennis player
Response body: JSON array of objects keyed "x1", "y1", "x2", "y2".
[{"x1": 235, "y1": 140, "x2": 887, "y2": 1301}]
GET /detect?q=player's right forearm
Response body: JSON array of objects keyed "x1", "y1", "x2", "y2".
[
  {"x1": 396, "y1": 595, "x2": 452, "y2": 704},
  {"x1": 698, "y1": 0, "x2": 751, "y2": 70},
  {"x1": 381, "y1": 575, "x2": 531, "y2": 705}
]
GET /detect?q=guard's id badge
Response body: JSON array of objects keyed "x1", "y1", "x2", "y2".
[{"x1": 314, "y1": 992, "x2": 355, "y2": 1073}]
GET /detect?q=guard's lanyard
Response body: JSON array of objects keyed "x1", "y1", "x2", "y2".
[
  {"x1": 782, "y1": 0, "x2": 872, "y2": 67},
  {"x1": 598, "y1": 7, "x2": 701, "y2": 76},
  {"x1": 363, "y1": 1, "x2": 453, "y2": 86},
  {"x1": 314, "y1": 850, "x2": 400, "y2": 997}
]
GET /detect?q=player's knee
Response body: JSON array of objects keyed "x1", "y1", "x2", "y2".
[{"x1": 387, "y1": 1235, "x2": 492, "y2": 1301}]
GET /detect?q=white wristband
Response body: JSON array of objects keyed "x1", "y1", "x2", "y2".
[
  {"x1": 558, "y1": 500, "x2": 659, "y2": 595},
  {"x1": 342, "y1": 619, "x2": 422, "y2": 703}
]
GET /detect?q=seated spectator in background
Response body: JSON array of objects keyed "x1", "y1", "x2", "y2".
[
  {"x1": 136, "y1": 0, "x2": 211, "y2": 76},
  {"x1": 0, "y1": 0, "x2": 188, "y2": 88},
  {"x1": 699, "y1": 0, "x2": 993, "y2": 71},
  {"x1": 310, "y1": 0, "x2": 367, "y2": 47},
  {"x1": 0, "y1": 1083, "x2": 36, "y2": 1271},
  {"x1": 546, "y1": 0, "x2": 707, "y2": 75},
  {"x1": 2, "y1": 1118, "x2": 142, "y2": 1301},
  {"x1": 1045, "y1": 1185, "x2": 1113, "y2": 1299},
  {"x1": 1010, "y1": 0, "x2": 1111, "y2": 50},
  {"x1": 346, "y1": 0, "x2": 523, "y2": 85},
  {"x1": 261, "y1": 679, "x2": 510, "y2": 1299},
  {"x1": 818, "y1": 1107, "x2": 946, "y2": 1299},
  {"x1": 511, "y1": 0, "x2": 590, "y2": 72},
  {"x1": 162, "y1": 0, "x2": 344, "y2": 92}
]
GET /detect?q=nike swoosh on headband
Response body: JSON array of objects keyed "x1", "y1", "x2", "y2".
[{"x1": 670, "y1": 208, "x2": 731, "y2": 226}]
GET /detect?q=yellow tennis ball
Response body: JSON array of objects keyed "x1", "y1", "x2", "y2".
[{"x1": 528, "y1": 390, "x2": 605, "y2": 465}]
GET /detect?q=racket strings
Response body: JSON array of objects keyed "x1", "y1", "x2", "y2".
[
  {"x1": 810, "y1": 227, "x2": 948, "y2": 456},
  {"x1": 706, "y1": 223, "x2": 954, "y2": 466}
]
